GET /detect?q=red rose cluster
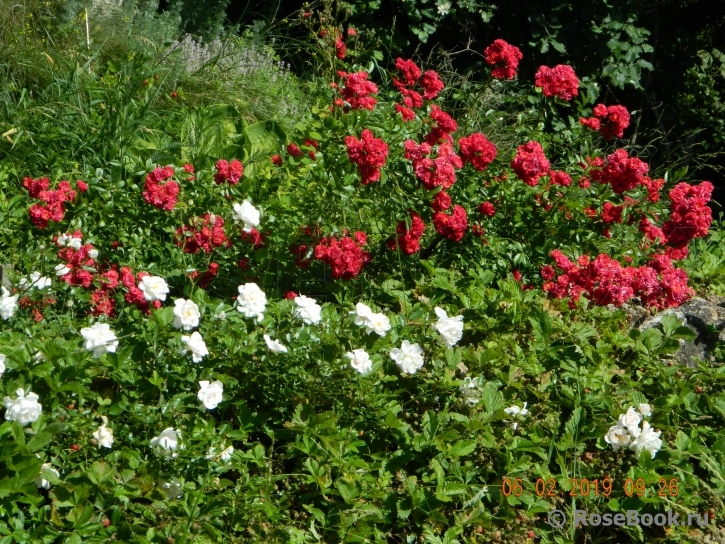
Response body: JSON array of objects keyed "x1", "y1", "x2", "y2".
[
  {"x1": 661, "y1": 181, "x2": 714, "y2": 259},
  {"x1": 142, "y1": 166, "x2": 180, "y2": 211},
  {"x1": 580, "y1": 104, "x2": 631, "y2": 140},
  {"x1": 24, "y1": 177, "x2": 84, "y2": 228},
  {"x1": 404, "y1": 140, "x2": 462, "y2": 190},
  {"x1": 336, "y1": 71, "x2": 378, "y2": 111},
  {"x1": 314, "y1": 231, "x2": 370, "y2": 279},
  {"x1": 433, "y1": 205, "x2": 468, "y2": 242},
  {"x1": 544, "y1": 250, "x2": 694, "y2": 310},
  {"x1": 534, "y1": 65, "x2": 580, "y2": 101},
  {"x1": 241, "y1": 228, "x2": 265, "y2": 250},
  {"x1": 54, "y1": 231, "x2": 97, "y2": 288},
  {"x1": 458, "y1": 133, "x2": 497, "y2": 171},
  {"x1": 549, "y1": 170, "x2": 572, "y2": 187},
  {"x1": 214, "y1": 159, "x2": 243, "y2": 185},
  {"x1": 590, "y1": 149, "x2": 649, "y2": 194},
  {"x1": 425, "y1": 105, "x2": 458, "y2": 145},
  {"x1": 345, "y1": 129, "x2": 389, "y2": 185},
  {"x1": 175, "y1": 214, "x2": 231, "y2": 254},
  {"x1": 387, "y1": 211, "x2": 426, "y2": 255},
  {"x1": 188, "y1": 262, "x2": 220, "y2": 289},
  {"x1": 431, "y1": 191, "x2": 451, "y2": 212},
  {"x1": 511, "y1": 141, "x2": 550, "y2": 186},
  {"x1": 483, "y1": 39, "x2": 523, "y2": 80},
  {"x1": 391, "y1": 58, "x2": 445, "y2": 121},
  {"x1": 479, "y1": 201, "x2": 496, "y2": 217}
]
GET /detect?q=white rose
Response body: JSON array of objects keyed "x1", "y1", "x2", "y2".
[
  {"x1": 161, "y1": 479, "x2": 183, "y2": 500},
  {"x1": 232, "y1": 201, "x2": 260, "y2": 232},
  {"x1": 235, "y1": 283, "x2": 267, "y2": 321},
  {"x1": 630, "y1": 421, "x2": 663, "y2": 459},
  {"x1": 366, "y1": 313, "x2": 391, "y2": 336},
  {"x1": 433, "y1": 307, "x2": 464, "y2": 347},
  {"x1": 35, "y1": 463, "x2": 60, "y2": 490},
  {"x1": 618, "y1": 407, "x2": 642, "y2": 438},
  {"x1": 138, "y1": 275, "x2": 169, "y2": 302},
  {"x1": 80, "y1": 322, "x2": 119, "y2": 358},
  {"x1": 604, "y1": 424, "x2": 631, "y2": 450},
  {"x1": 345, "y1": 349, "x2": 372, "y2": 375},
  {"x1": 638, "y1": 403, "x2": 652, "y2": 417},
  {"x1": 3, "y1": 388, "x2": 42, "y2": 426},
  {"x1": 173, "y1": 298, "x2": 201, "y2": 331},
  {"x1": 349, "y1": 302, "x2": 374, "y2": 326},
  {"x1": 68, "y1": 237, "x2": 82, "y2": 250},
  {"x1": 19, "y1": 271, "x2": 52, "y2": 291},
  {"x1": 264, "y1": 334, "x2": 288, "y2": 353},
  {"x1": 150, "y1": 427, "x2": 182, "y2": 458},
  {"x1": 0, "y1": 286, "x2": 18, "y2": 320},
  {"x1": 93, "y1": 423, "x2": 115, "y2": 449},
  {"x1": 197, "y1": 380, "x2": 224, "y2": 410},
  {"x1": 389, "y1": 340, "x2": 425, "y2": 375},
  {"x1": 88, "y1": 249, "x2": 99, "y2": 259},
  {"x1": 0, "y1": 353, "x2": 5, "y2": 377},
  {"x1": 57, "y1": 234, "x2": 70, "y2": 247},
  {"x1": 294, "y1": 295, "x2": 322, "y2": 325},
  {"x1": 54, "y1": 264, "x2": 71, "y2": 277},
  {"x1": 180, "y1": 331, "x2": 208, "y2": 363}
]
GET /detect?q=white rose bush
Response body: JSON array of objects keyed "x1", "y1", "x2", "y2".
[{"x1": 0, "y1": 17, "x2": 723, "y2": 544}]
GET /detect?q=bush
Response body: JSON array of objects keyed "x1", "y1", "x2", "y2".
[{"x1": 0, "y1": 20, "x2": 724, "y2": 544}]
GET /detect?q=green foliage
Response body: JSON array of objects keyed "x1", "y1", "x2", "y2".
[{"x1": 0, "y1": 6, "x2": 724, "y2": 544}]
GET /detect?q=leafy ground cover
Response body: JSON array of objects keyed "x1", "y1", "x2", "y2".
[{"x1": 1, "y1": 2, "x2": 725, "y2": 544}]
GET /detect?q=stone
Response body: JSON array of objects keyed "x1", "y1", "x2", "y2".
[{"x1": 636, "y1": 297, "x2": 725, "y2": 367}]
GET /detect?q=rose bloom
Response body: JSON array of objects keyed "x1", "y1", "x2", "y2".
[
  {"x1": 139, "y1": 275, "x2": 169, "y2": 302},
  {"x1": 390, "y1": 340, "x2": 425, "y2": 375},
  {"x1": 35, "y1": 463, "x2": 60, "y2": 489},
  {"x1": 80, "y1": 322, "x2": 119, "y2": 358},
  {"x1": 264, "y1": 334, "x2": 288, "y2": 353},
  {"x1": 150, "y1": 427, "x2": 182, "y2": 458},
  {"x1": 235, "y1": 283, "x2": 267, "y2": 321},
  {"x1": 294, "y1": 295, "x2": 322, "y2": 325},
  {"x1": 349, "y1": 302, "x2": 374, "y2": 326},
  {"x1": 54, "y1": 264, "x2": 71, "y2": 277},
  {"x1": 604, "y1": 423, "x2": 631, "y2": 450},
  {"x1": 198, "y1": 380, "x2": 224, "y2": 410},
  {"x1": 0, "y1": 286, "x2": 18, "y2": 320},
  {"x1": 232, "y1": 201, "x2": 261, "y2": 232},
  {"x1": 180, "y1": 331, "x2": 208, "y2": 363},
  {"x1": 618, "y1": 407, "x2": 642, "y2": 437},
  {"x1": 0, "y1": 353, "x2": 5, "y2": 377},
  {"x1": 161, "y1": 479, "x2": 183, "y2": 500},
  {"x1": 638, "y1": 403, "x2": 652, "y2": 417},
  {"x1": 434, "y1": 307, "x2": 464, "y2": 347},
  {"x1": 366, "y1": 312, "x2": 391, "y2": 336},
  {"x1": 93, "y1": 422, "x2": 115, "y2": 449},
  {"x1": 345, "y1": 348, "x2": 373, "y2": 375},
  {"x1": 18, "y1": 271, "x2": 52, "y2": 291},
  {"x1": 3, "y1": 388, "x2": 42, "y2": 426},
  {"x1": 630, "y1": 421, "x2": 662, "y2": 459},
  {"x1": 173, "y1": 298, "x2": 201, "y2": 331}
]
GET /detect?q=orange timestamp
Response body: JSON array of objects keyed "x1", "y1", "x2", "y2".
[{"x1": 501, "y1": 477, "x2": 680, "y2": 498}]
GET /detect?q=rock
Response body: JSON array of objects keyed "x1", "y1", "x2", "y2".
[{"x1": 636, "y1": 297, "x2": 725, "y2": 367}]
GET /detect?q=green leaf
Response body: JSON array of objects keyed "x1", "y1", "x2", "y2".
[{"x1": 448, "y1": 440, "x2": 477, "y2": 458}]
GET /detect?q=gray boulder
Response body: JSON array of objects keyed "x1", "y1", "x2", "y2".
[{"x1": 635, "y1": 297, "x2": 725, "y2": 367}]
